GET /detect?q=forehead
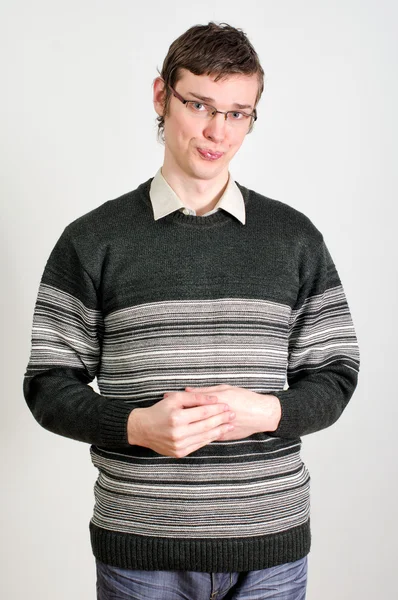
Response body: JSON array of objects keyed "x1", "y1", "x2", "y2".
[{"x1": 176, "y1": 68, "x2": 259, "y2": 107}]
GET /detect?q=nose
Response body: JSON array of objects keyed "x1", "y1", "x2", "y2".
[{"x1": 202, "y1": 112, "x2": 227, "y2": 144}]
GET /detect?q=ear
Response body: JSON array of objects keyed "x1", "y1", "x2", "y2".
[{"x1": 153, "y1": 77, "x2": 167, "y2": 116}]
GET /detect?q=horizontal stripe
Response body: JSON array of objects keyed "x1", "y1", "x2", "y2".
[
  {"x1": 26, "y1": 284, "x2": 102, "y2": 378},
  {"x1": 288, "y1": 286, "x2": 359, "y2": 373},
  {"x1": 91, "y1": 444, "x2": 302, "y2": 481},
  {"x1": 96, "y1": 298, "x2": 291, "y2": 399}
]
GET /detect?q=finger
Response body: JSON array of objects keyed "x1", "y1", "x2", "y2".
[
  {"x1": 185, "y1": 385, "x2": 231, "y2": 392},
  {"x1": 166, "y1": 392, "x2": 220, "y2": 408},
  {"x1": 177, "y1": 423, "x2": 235, "y2": 457},
  {"x1": 185, "y1": 410, "x2": 235, "y2": 436},
  {"x1": 183, "y1": 403, "x2": 234, "y2": 425},
  {"x1": 164, "y1": 391, "x2": 216, "y2": 400}
]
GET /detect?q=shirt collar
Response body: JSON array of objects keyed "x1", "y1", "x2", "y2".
[{"x1": 149, "y1": 168, "x2": 246, "y2": 225}]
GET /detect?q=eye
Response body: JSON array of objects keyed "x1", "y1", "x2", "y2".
[
  {"x1": 229, "y1": 111, "x2": 245, "y2": 120},
  {"x1": 190, "y1": 102, "x2": 206, "y2": 111}
]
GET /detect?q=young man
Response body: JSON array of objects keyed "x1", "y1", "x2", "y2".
[{"x1": 24, "y1": 22, "x2": 360, "y2": 599}]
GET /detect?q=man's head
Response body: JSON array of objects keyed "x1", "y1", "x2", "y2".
[
  {"x1": 155, "y1": 22, "x2": 264, "y2": 140},
  {"x1": 153, "y1": 23, "x2": 264, "y2": 184}
]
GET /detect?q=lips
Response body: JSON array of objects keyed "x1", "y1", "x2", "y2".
[{"x1": 197, "y1": 148, "x2": 224, "y2": 161}]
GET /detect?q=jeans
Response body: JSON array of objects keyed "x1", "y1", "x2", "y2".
[{"x1": 96, "y1": 556, "x2": 308, "y2": 600}]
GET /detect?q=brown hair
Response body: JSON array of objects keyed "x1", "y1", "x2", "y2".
[{"x1": 156, "y1": 22, "x2": 265, "y2": 140}]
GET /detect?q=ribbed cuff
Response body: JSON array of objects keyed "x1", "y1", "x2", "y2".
[
  {"x1": 272, "y1": 389, "x2": 304, "y2": 439},
  {"x1": 99, "y1": 401, "x2": 134, "y2": 447},
  {"x1": 90, "y1": 522, "x2": 311, "y2": 572}
]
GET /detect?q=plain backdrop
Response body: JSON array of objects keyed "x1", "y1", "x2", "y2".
[{"x1": 1, "y1": 1, "x2": 397, "y2": 598}]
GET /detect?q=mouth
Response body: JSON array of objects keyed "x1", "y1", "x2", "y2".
[{"x1": 197, "y1": 148, "x2": 224, "y2": 161}]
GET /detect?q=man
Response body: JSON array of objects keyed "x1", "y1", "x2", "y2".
[{"x1": 24, "y1": 22, "x2": 360, "y2": 599}]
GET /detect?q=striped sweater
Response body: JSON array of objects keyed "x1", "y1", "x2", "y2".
[{"x1": 24, "y1": 178, "x2": 360, "y2": 572}]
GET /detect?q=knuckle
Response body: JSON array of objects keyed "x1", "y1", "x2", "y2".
[
  {"x1": 201, "y1": 406, "x2": 210, "y2": 418},
  {"x1": 169, "y1": 412, "x2": 182, "y2": 428},
  {"x1": 196, "y1": 393, "x2": 211, "y2": 403},
  {"x1": 170, "y1": 429, "x2": 181, "y2": 442},
  {"x1": 172, "y1": 438, "x2": 185, "y2": 450},
  {"x1": 222, "y1": 423, "x2": 233, "y2": 433},
  {"x1": 167, "y1": 392, "x2": 181, "y2": 404}
]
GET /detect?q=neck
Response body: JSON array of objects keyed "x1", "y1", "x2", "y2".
[{"x1": 161, "y1": 165, "x2": 229, "y2": 216}]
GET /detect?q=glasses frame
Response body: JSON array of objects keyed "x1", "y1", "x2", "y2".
[{"x1": 169, "y1": 86, "x2": 257, "y2": 124}]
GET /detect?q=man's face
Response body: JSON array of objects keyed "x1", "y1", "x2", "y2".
[{"x1": 154, "y1": 69, "x2": 259, "y2": 184}]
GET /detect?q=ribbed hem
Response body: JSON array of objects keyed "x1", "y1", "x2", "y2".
[{"x1": 90, "y1": 522, "x2": 311, "y2": 572}]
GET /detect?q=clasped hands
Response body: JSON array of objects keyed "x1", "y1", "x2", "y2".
[{"x1": 127, "y1": 385, "x2": 281, "y2": 458}]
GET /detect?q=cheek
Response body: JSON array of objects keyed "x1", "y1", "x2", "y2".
[
  {"x1": 165, "y1": 125, "x2": 188, "y2": 152},
  {"x1": 230, "y1": 134, "x2": 246, "y2": 153},
  {"x1": 170, "y1": 122, "x2": 198, "y2": 147},
  {"x1": 222, "y1": 130, "x2": 246, "y2": 154}
]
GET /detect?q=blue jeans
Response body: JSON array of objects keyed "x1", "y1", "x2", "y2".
[{"x1": 96, "y1": 557, "x2": 308, "y2": 599}]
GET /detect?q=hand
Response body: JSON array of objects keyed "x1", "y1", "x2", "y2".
[
  {"x1": 127, "y1": 391, "x2": 235, "y2": 458},
  {"x1": 185, "y1": 385, "x2": 281, "y2": 441}
]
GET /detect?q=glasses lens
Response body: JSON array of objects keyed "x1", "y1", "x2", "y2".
[
  {"x1": 186, "y1": 101, "x2": 213, "y2": 118},
  {"x1": 185, "y1": 101, "x2": 254, "y2": 127},
  {"x1": 226, "y1": 112, "x2": 252, "y2": 127}
]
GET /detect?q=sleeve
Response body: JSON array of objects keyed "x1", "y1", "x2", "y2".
[
  {"x1": 23, "y1": 225, "x2": 133, "y2": 447},
  {"x1": 271, "y1": 236, "x2": 360, "y2": 439}
]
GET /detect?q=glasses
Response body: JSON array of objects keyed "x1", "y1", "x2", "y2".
[{"x1": 169, "y1": 86, "x2": 257, "y2": 128}]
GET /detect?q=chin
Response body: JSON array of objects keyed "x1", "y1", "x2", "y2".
[
  {"x1": 191, "y1": 167, "x2": 223, "y2": 181},
  {"x1": 190, "y1": 160, "x2": 226, "y2": 179}
]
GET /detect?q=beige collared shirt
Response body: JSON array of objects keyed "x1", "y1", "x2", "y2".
[{"x1": 149, "y1": 169, "x2": 246, "y2": 224}]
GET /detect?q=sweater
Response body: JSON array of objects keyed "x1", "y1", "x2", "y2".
[{"x1": 24, "y1": 178, "x2": 360, "y2": 572}]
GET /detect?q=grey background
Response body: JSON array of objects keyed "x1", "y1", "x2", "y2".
[{"x1": 1, "y1": 0, "x2": 397, "y2": 598}]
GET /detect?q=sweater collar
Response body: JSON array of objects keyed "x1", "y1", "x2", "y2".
[{"x1": 149, "y1": 169, "x2": 246, "y2": 225}]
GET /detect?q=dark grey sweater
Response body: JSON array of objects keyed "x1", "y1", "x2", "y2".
[{"x1": 24, "y1": 178, "x2": 359, "y2": 572}]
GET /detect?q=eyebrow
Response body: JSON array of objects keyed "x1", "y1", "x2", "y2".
[{"x1": 187, "y1": 92, "x2": 254, "y2": 111}]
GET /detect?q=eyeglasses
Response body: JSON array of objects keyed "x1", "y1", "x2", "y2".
[{"x1": 169, "y1": 86, "x2": 257, "y2": 128}]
